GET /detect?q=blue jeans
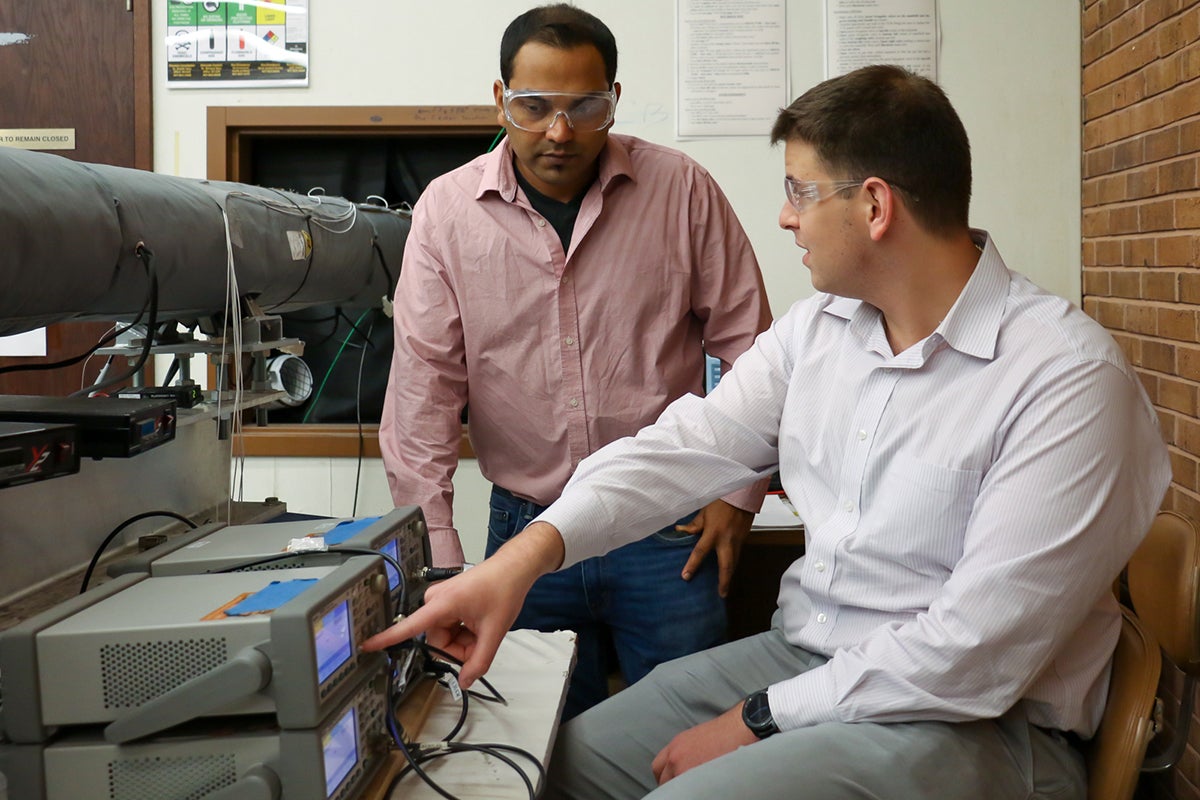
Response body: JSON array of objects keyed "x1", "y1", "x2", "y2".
[{"x1": 486, "y1": 486, "x2": 728, "y2": 721}]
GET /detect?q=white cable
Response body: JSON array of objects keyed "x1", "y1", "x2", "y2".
[
  {"x1": 224, "y1": 190, "x2": 358, "y2": 233},
  {"x1": 79, "y1": 324, "x2": 118, "y2": 390},
  {"x1": 219, "y1": 206, "x2": 245, "y2": 524},
  {"x1": 214, "y1": 187, "x2": 362, "y2": 520}
]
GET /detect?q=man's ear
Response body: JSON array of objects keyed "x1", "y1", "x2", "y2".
[
  {"x1": 862, "y1": 177, "x2": 896, "y2": 242},
  {"x1": 493, "y1": 80, "x2": 507, "y2": 129}
]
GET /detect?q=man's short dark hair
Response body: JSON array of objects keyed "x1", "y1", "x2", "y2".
[
  {"x1": 771, "y1": 65, "x2": 971, "y2": 236},
  {"x1": 500, "y1": 4, "x2": 618, "y2": 88}
]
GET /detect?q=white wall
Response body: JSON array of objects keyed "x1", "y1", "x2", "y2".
[
  {"x1": 153, "y1": 1, "x2": 1081, "y2": 561},
  {"x1": 231, "y1": 454, "x2": 495, "y2": 562}
]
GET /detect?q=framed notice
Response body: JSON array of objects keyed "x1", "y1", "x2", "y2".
[{"x1": 166, "y1": 0, "x2": 309, "y2": 88}]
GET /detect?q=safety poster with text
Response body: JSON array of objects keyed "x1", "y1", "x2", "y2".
[{"x1": 165, "y1": 0, "x2": 309, "y2": 88}]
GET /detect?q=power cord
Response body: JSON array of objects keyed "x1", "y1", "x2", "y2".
[
  {"x1": 332, "y1": 544, "x2": 406, "y2": 618},
  {"x1": 397, "y1": 741, "x2": 542, "y2": 799},
  {"x1": 209, "y1": 543, "x2": 406, "y2": 621},
  {"x1": 72, "y1": 243, "x2": 160, "y2": 397},
  {"x1": 421, "y1": 566, "x2": 465, "y2": 582},
  {"x1": 352, "y1": 310, "x2": 375, "y2": 515},
  {"x1": 79, "y1": 510, "x2": 198, "y2": 594},
  {"x1": 417, "y1": 644, "x2": 508, "y2": 743},
  {"x1": 420, "y1": 643, "x2": 506, "y2": 706},
  {"x1": 382, "y1": 639, "x2": 543, "y2": 799},
  {"x1": 301, "y1": 307, "x2": 373, "y2": 423},
  {"x1": 404, "y1": 741, "x2": 545, "y2": 796},
  {"x1": 0, "y1": 255, "x2": 154, "y2": 379}
]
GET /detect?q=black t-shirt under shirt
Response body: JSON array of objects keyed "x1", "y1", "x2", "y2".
[{"x1": 514, "y1": 163, "x2": 591, "y2": 254}]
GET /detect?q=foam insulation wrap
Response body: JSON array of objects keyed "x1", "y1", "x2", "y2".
[
  {"x1": 349, "y1": 203, "x2": 411, "y2": 307},
  {"x1": 0, "y1": 148, "x2": 412, "y2": 336},
  {"x1": 81, "y1": 162, "x2": 231, "y2": 321},
  {"x1": 0, "y1": 148, "x2": 123, "y2": 335},
  {"x1": 192, "y1": 179, "x2": 377, "y2": 314}
]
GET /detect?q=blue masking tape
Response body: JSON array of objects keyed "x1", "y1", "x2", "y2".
[
  {"x1": 323, "y1": 516, "x2": 381, "y2": 545},
  {"x1": 226, "y1": 579, "x2": 318, "y2": 616}
]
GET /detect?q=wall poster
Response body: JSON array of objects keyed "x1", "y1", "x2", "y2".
[
  {"x1": 824, "y1": 0, "x2": 938, "y2": 81},
  {"x1": 166, "y1": 0, "x2": 309, "y2": 88},
  {"x1": 675, "y1": 0, "x2": 788, "y2": 138}
]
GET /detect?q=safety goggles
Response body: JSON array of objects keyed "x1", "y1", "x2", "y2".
[{"x1": 501, "y1": 85, "x2": 617, "y2": 132}]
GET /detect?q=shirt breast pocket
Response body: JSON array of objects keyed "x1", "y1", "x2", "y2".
[{"x1": 872, "y1": 452, "x2": 983, "y2": 571}]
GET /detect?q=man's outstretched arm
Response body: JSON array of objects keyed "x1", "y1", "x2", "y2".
[{"x1": 360, "y1": 521, "x2": 565, "y2": 688}]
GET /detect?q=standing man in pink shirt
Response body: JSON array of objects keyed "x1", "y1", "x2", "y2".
[{"x1": 378, "y1": 3, "x2": 771, "y2": 719}]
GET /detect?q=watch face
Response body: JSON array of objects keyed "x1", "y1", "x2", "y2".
[{"x1": 743, "y1": 690, "x2": 777, "y2": 737}]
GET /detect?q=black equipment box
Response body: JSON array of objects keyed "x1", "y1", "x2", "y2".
[
  {"x1": 117, "y1": 384, "x2": 204, "y2": 409},
  {"x1": 0, "y1": 422, "x2": 80, "y2": 489},
  {"x1": 0, "y1": 396, "x2": 176, "y2": 458}
]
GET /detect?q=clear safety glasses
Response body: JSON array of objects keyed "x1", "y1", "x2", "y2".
[
  {"x1": 501, "y1": 85, "x2": 617, "y2": 132},
  {"x1": 783, "y1": 178, "x2": 863, "y2": 213}
]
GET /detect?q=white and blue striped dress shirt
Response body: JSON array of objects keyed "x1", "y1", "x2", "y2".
[{"x1": 538, "y1": 231, "x2": 1171, "y2": 737}]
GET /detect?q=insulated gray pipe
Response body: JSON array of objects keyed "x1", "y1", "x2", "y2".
[
  {"x1": 0, "y1": 148, "x2": 410, "y2": 336},
  {"x1": 0, "y1": 148, "x2": 123, "y2": 335}
]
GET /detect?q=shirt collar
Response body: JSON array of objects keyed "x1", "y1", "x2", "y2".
[
  {"x1": 822, "y1": 229, "x2": 1010, "y2": 362},
  {"x1": 476, "y1": 135, "x2": 635, "y2": 202},
  {"x1": 935, "y1": 229, "x2": 1008, "y2": 361}
]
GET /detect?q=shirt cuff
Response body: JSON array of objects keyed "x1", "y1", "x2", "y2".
[
  {"x1": 721, "y1": 475, "x2": 772, "y2": 513},
  {"x1": 427, "y1": 526, "x2": 465, "y2": 568},
  {"x1": 768, "y1": 665, "x2": 841, "y2": 731},
  {"x1": 534, "y1": 497, "x2": 615, "y2": 569}
]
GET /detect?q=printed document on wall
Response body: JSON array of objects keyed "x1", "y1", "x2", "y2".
[
  {"x1": 825, "y1": 0, "x2": 939, "y2": 81},
  {"x1": 676, "y1": 0, "x2": 788, "y2": 138}
]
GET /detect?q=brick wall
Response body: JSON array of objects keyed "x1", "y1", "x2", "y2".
[{"x1": 1082, "y1": 0, "x2": 1200, "y2": 797}]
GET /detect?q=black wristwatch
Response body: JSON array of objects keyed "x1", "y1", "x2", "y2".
[{"x1": 741, "y1": 689, "x2": 780, "y2": 739}]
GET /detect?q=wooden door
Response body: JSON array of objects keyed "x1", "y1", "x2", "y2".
[{"x1": 0, "y1": 0, "x2": 152, "y2": 395}]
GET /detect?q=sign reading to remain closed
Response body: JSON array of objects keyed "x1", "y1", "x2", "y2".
[{"x1": 0, "y1": 129, "x2": 76, "y2": 150}]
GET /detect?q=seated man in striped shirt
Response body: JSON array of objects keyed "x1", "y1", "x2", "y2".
[{"x1": 366, "y1": 64, "x2": 1171, "y2": 800}]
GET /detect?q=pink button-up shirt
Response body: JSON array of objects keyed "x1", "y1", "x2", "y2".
[{"x1": 379, "y1": 134, "x2": 771, "y2": 565}]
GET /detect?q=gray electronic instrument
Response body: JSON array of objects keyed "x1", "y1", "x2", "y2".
[
  {"x1": 0, "y1": 558, "x2": 390, "y2": 744},
  {"x1": 108, "y1": 506, "x2": 431, "y2": 615},
  {"x1": 0, "y1": 664, "x2": 391, "y2": 800}
]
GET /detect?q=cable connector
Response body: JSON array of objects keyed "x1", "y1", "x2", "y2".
[
  {"x1": 423, "y1": 659, "x2": 456, "y2": 678},
  {"x1": 420, "y1": 565, "x2": 465, "y2": 581},
  {"x1": 413, "y1": 741, "x2": 451, "y2": 756}
]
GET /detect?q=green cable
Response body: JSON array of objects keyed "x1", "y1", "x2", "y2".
[
  {"x1": 300, "y1": 129, "x2": 503, "y2": 422},
  {"x1": 301, "y1": 307, "x2": 373, "y2": 423}
]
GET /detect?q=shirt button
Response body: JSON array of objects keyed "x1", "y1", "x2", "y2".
[
  {"x1": 537, "y1": 219, "x2": 547, "y2": 228},
  {"x1": 813, "y1": 561, "x2": 826, "y2": 572},
  {"x1": 816, "y1": 613, "x2": 828, "y2": 624},
  {"x1": 565, "y1": 336, "x2": 575, "y2": 346},
  {"x1": 857, "y1": 429, "x2": 867, "y2": 441},
  {"x1": 562, "y1": 275, "x2": 570, "y2": 284},
  {"x1": 843, "y1": 501, "x2": 854, "y2": 513},
  {"x1": 569, "y1": 398, "x2": 579, "y2": 408}
]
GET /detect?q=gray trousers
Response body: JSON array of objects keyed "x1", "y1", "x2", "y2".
[{"x1": 545, "y1": 624, "x2": 1087, "y2": 800}]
